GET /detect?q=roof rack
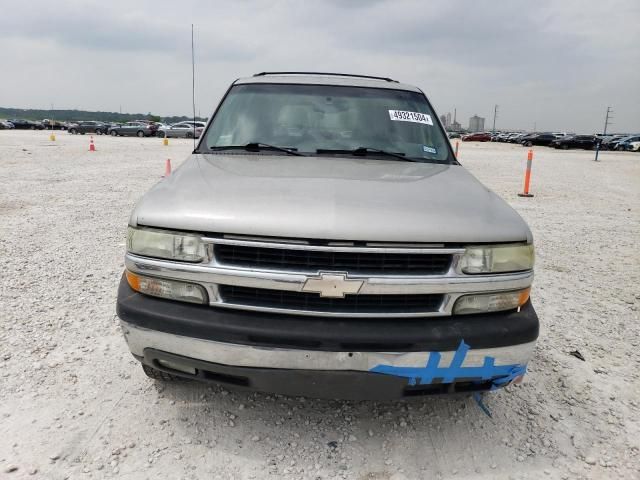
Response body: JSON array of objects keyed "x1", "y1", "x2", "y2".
[{"x1": 252, "y1": 72, "x2": 398, "y2": 83}]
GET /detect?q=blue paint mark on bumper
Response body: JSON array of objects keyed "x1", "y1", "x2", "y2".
[{"x1": 369, "y1": 340, "x2": 527, "y2": 389}]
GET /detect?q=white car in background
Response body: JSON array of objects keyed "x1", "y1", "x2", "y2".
[{"x1": 156, "y1": 123, "x2": 203, "y2": 138}]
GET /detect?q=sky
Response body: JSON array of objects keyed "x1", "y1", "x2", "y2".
[{"x1": 1, "y1": 0, "x2": 638, "y2": 133}]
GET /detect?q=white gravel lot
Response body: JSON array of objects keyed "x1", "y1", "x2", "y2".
[{"x1": 0, "y1": 130, "x2": 639, "y2": 480}]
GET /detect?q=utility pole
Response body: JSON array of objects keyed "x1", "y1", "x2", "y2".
[
  {"x1": 595, "y1": 106, "x2": 613, "y2": 162},
  {"x1": 492, "y1": 105, "x2": 498, "y2": 133}
]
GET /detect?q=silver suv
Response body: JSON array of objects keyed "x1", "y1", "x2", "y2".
[{"x1": 117, "y1": 72, "x2": 538, "y2": 400}]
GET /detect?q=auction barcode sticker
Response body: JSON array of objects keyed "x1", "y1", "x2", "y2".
[{"x1": 388, "y1": 110, "x2": 433, "y2": 125}]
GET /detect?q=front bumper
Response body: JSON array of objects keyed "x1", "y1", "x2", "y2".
[{"x1": 117, "y1": 279, "x2": 539, "y2": 399}]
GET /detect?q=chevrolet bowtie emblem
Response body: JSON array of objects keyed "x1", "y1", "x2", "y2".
[{"x1": 301, "y1": 272, "x2": 364, "y2": 298}]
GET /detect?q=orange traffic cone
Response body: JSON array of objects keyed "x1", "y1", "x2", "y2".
[
  {"x1": 163, "y1": 159, "x2": 172, "y2": 177},
  {"x1": 518, "y1": 150, "x2": 534, "y2": 197},
  {"x1": 89, "y1": 136, "x2": 96, "y2": 152}
]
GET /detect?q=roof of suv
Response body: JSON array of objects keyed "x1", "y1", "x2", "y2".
[{"x1": 235, "y1": 72, "x2": 422, "y2": 93}]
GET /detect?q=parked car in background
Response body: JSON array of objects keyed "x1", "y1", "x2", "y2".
[
  {"x1": 507, "y1": 133, "x2": 527, "y2": 143},
  {"x1": 109, "y1": 122, "x2": 156, "y2": 137},
  {"x1": 166, "y1": 121, "x2": 206, "y2": 138},
  {"x1": 156, "y1": 123, "x2": 203, "y2": 138},
  {"x1": 174, "y1": 120, "x2": 207, "y2": 129},
  {"x1": 461, "y1": 132, "x2": 492, "y2": 142},
  {"x1": 41, "y1": 119, "x2": 67, "y2": 130},
  {"x1": 0, "y1": 120, "x2": 15, "y2": 129},
  {"x1": 613, "y1": 135, "x2": 640, "y2": 151},
  {"x1": 8, "y1": 119, "x2": 45, "y2": 130},
  {"x1": 520, "y1": 133, "x2": 556, "y2": 147},
  {"x1": 68, "y1": 121, "x2": 109, "y2": 135},
  {"x1": 626, "y1": 140, "x2": 640, "y2": 152},
  {"x1": 447, "y1": 131, "x2": 461, "y2": 139},
  {"x1": 599, "y1": 135, "x2": 624, "y2": 150},
  {"x1": 103, "y1": 122, "x2": 122, "y2": 132},
  {"x1": 551, "y1": 135, "x2": 597, "y2": 150}
]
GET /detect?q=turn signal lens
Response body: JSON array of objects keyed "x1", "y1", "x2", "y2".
[
  {"x1": 453, "y1": 288, "x2": 530, "y2": 315},
  {"x1": 126, "y1": 270, "x2": 207, "y2": 304}
]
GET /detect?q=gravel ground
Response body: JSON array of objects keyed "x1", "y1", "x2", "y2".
[{"x1": 1, "y1": 130, "x2": 638, "y2": 480}]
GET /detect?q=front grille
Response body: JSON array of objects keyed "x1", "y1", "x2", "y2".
[
  {"x1": 219, "y1": 285, "x2": 443, "y2": 314},
  {"x1": 215, "y1": 244, "x2": 452, "y2": 275}
]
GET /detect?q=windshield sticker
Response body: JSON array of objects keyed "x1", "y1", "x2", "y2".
[
  {"x1": 388, "y1": 110, "x2": 433, "y2": 125},
  {"x1": 423, "y1": 145, "x2": 437, "y2": 154}
]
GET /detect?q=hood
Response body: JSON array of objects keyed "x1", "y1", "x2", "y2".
[{"x1": 131, "y1": 154, "x2": 532, "y2": 244}]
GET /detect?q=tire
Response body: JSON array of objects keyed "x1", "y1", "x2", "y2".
[
  {"x1": 142, "y1": 364, "x2": 183, "y2": 382},
  {"x1": 157, "y1": 131, "x2": 165, "y2": 138},
  {"x1": 96, "y1": 130, "x2": 103, "y2": 135},
  {"x1": 69, "y1": 128, "x2": 77, "y2": 134},
  {"x1": 186, "y1": 131, "x2": 193, "y2": 139},
  {"x1": 30, "y1": 125, "x2": 36, "y2": 130},
  {"x1": 525, "y1": 141, "x2": 533, "y2": 147},
  {"x1": 137, "y1": 130, "x2": 145, "y2": 138},
  {"x1": 562, "y1": 144, "x2": 569, "y2": 150},
  {"x1": 110, "y1": 130, "x2": 117, "y2": 136}
]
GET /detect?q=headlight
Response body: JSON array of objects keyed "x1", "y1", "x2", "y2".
[
  {"x1": 126, "y1": 270, "x2": 207, "y2": 304},
  {"x1": 460, "y1": 244, "x2": 534, "y2": 274},
  {"x1": 453, "y1": 288, "x2": 530, "y2": 315},
  {"x1": 127, "y1": 227, "x2": 206, "y2": 262}
]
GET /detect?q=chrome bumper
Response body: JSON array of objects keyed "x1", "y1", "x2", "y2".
[{"x1": 120, "y1": 320, "x2": 536, "y2": 373}]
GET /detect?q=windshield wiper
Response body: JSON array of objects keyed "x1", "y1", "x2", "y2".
[
  {"x1": 209, "y1": 142, "x2": 304, "y2": 156},
  {"x1": 316, "y1": 147, "x2": 416, "y2": 162}
]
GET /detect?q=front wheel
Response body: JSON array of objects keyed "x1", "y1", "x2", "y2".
[
  {"x1": 186, "y1": 131, "x2": 193, "y2": 139},
  {"x1": 156, "y1": 131, "x2": 165, "y2": 138},
  {"x1": 69, "y1": 128, "x2": 77, "y2": 134},
  {"x1": 142, "y1": 364, "x2": 183, "y2": 382},
  {"x1": 562, "y1": 144, "x2": 569, "y2": 150},
  {"x1": 137, "y1": 130, "x2": 145, "y2": 138},
  {"x1": 110, "y1": 130, "x2": 117, "y2": 136}
]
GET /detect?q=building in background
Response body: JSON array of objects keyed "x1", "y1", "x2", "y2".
[
  {"x1": 440, "y1": 112, "x2": 454, "y2": 129},
  {"x1": 468, "y1": 115, "x2": 485, "y2": 132}
]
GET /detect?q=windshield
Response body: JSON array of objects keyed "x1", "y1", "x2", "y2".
[{"x1": 200, "y1": 83, "x2": 454, "y2": 163}]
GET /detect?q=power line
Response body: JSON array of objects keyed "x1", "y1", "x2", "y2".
[
  {"x1": 492, "y1": 105, "x2": 499, "y2": 133},
  {"x1": 595, "y1": 106, "x2": 613, "y2": 162}
]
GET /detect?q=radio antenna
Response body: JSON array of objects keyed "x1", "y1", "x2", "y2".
[{"x1": 191, "y1": 24, "x2": 196, "y2": 150}]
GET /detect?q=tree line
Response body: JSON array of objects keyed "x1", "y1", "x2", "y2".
[{"x1": 0, "y1": 107, "x2": 207, "y2": 124}]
